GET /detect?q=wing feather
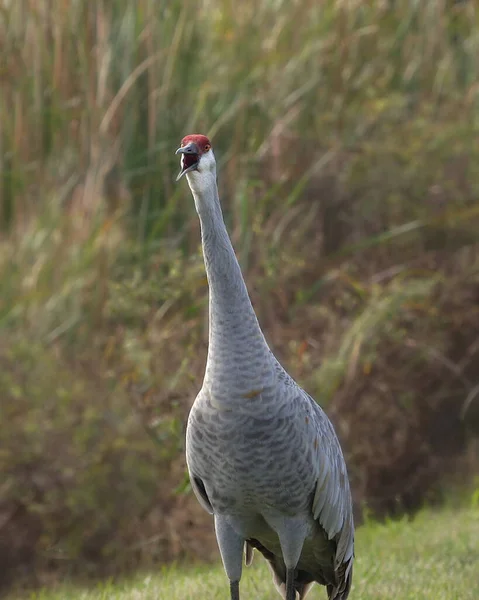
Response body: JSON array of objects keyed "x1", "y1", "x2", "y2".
[
  {"x1": 244, "y1": 541, "x2": 254, "y2": 566},
  {"x1": 308, "y1": 393, "x2": 354, "y2": 590},
  {"x1": 190, "y1": 475, "x2": 214, "y2": 514}
]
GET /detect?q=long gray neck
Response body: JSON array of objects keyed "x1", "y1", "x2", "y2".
[{"x1": 187, "y1": 170, "x2": 274, "y2": 399}]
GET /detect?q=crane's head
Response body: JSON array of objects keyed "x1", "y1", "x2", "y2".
[{"x1": 175, "y1": 134, "x2": 215, "y2": 183}]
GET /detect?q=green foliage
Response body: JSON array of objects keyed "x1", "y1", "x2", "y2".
[
  {"x1": 0, "y1": 215, "x2": 206, "y2": 581},
  {"x1": 2, "y1": 1, "x2": 479, "y2": 236},
  {"x1": 315, "y1": 276, "x2": 438, "y2": 402},
  {"x1": 0, "y1": 334, "x2": 174, "y2": 571},
  {"x1": 1, "y1": 0, "x2": 479, "y2": 586}
]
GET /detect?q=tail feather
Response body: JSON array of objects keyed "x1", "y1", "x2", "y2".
[
  {"x1": 246, "y1": 537, "x2": 352, "y2": 600},
  {"x1": 246, "y1": 538, "x2": 319, "y2": 600},
  {"x1": 244, "y1": 541, "x2": 254, "y2": 567},
  {"x1": 328, "y1": 558, "x2": 353, "y2": 600}
]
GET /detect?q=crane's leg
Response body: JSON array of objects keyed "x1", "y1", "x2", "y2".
[
  {"x1": 230, "y1": 581, "x2": 240, "y2": 600},
  {"x1": 263, "y1": 513, "x2": 306, "y2": 600},
  {"x1": 285, "y1": 568, "x2": 296, "y2": 600},
  {"x1": 214, "y1": 515, "x2": 244, "y2": 600}
]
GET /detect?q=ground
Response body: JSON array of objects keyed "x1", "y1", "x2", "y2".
[{"x1": 10, "y1": 503, "x2": 479, "y2": 600}]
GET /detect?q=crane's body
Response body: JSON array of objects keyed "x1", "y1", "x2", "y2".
[{"x1": 176, "y1": 135, "x2": 354, "y2": 600}]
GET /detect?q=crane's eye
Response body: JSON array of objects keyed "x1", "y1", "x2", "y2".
[{"x1": 204, "y1": 144, "x2": 211, "y2": 152}]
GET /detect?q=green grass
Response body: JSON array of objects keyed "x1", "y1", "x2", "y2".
[{"x1": 13, "y1": 505, "x2": 479, "y2": 600}]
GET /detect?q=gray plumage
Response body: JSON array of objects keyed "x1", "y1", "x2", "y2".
[{"x1": 176, "y1": 135, "x2": 354, "y2": 600}]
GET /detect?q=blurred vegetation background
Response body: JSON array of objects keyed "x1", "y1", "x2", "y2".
[{"x1": 1, "y1": 0, "x2": 479, "y2": 590}]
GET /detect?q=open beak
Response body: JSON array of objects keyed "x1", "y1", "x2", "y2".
[{"x1": 176, "y1": 142, "x2": 200, "y2": 181}]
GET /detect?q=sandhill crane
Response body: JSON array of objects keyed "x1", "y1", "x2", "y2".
[{"x1": 176, "y1": 135, "x2": 354, "y2": 600}]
